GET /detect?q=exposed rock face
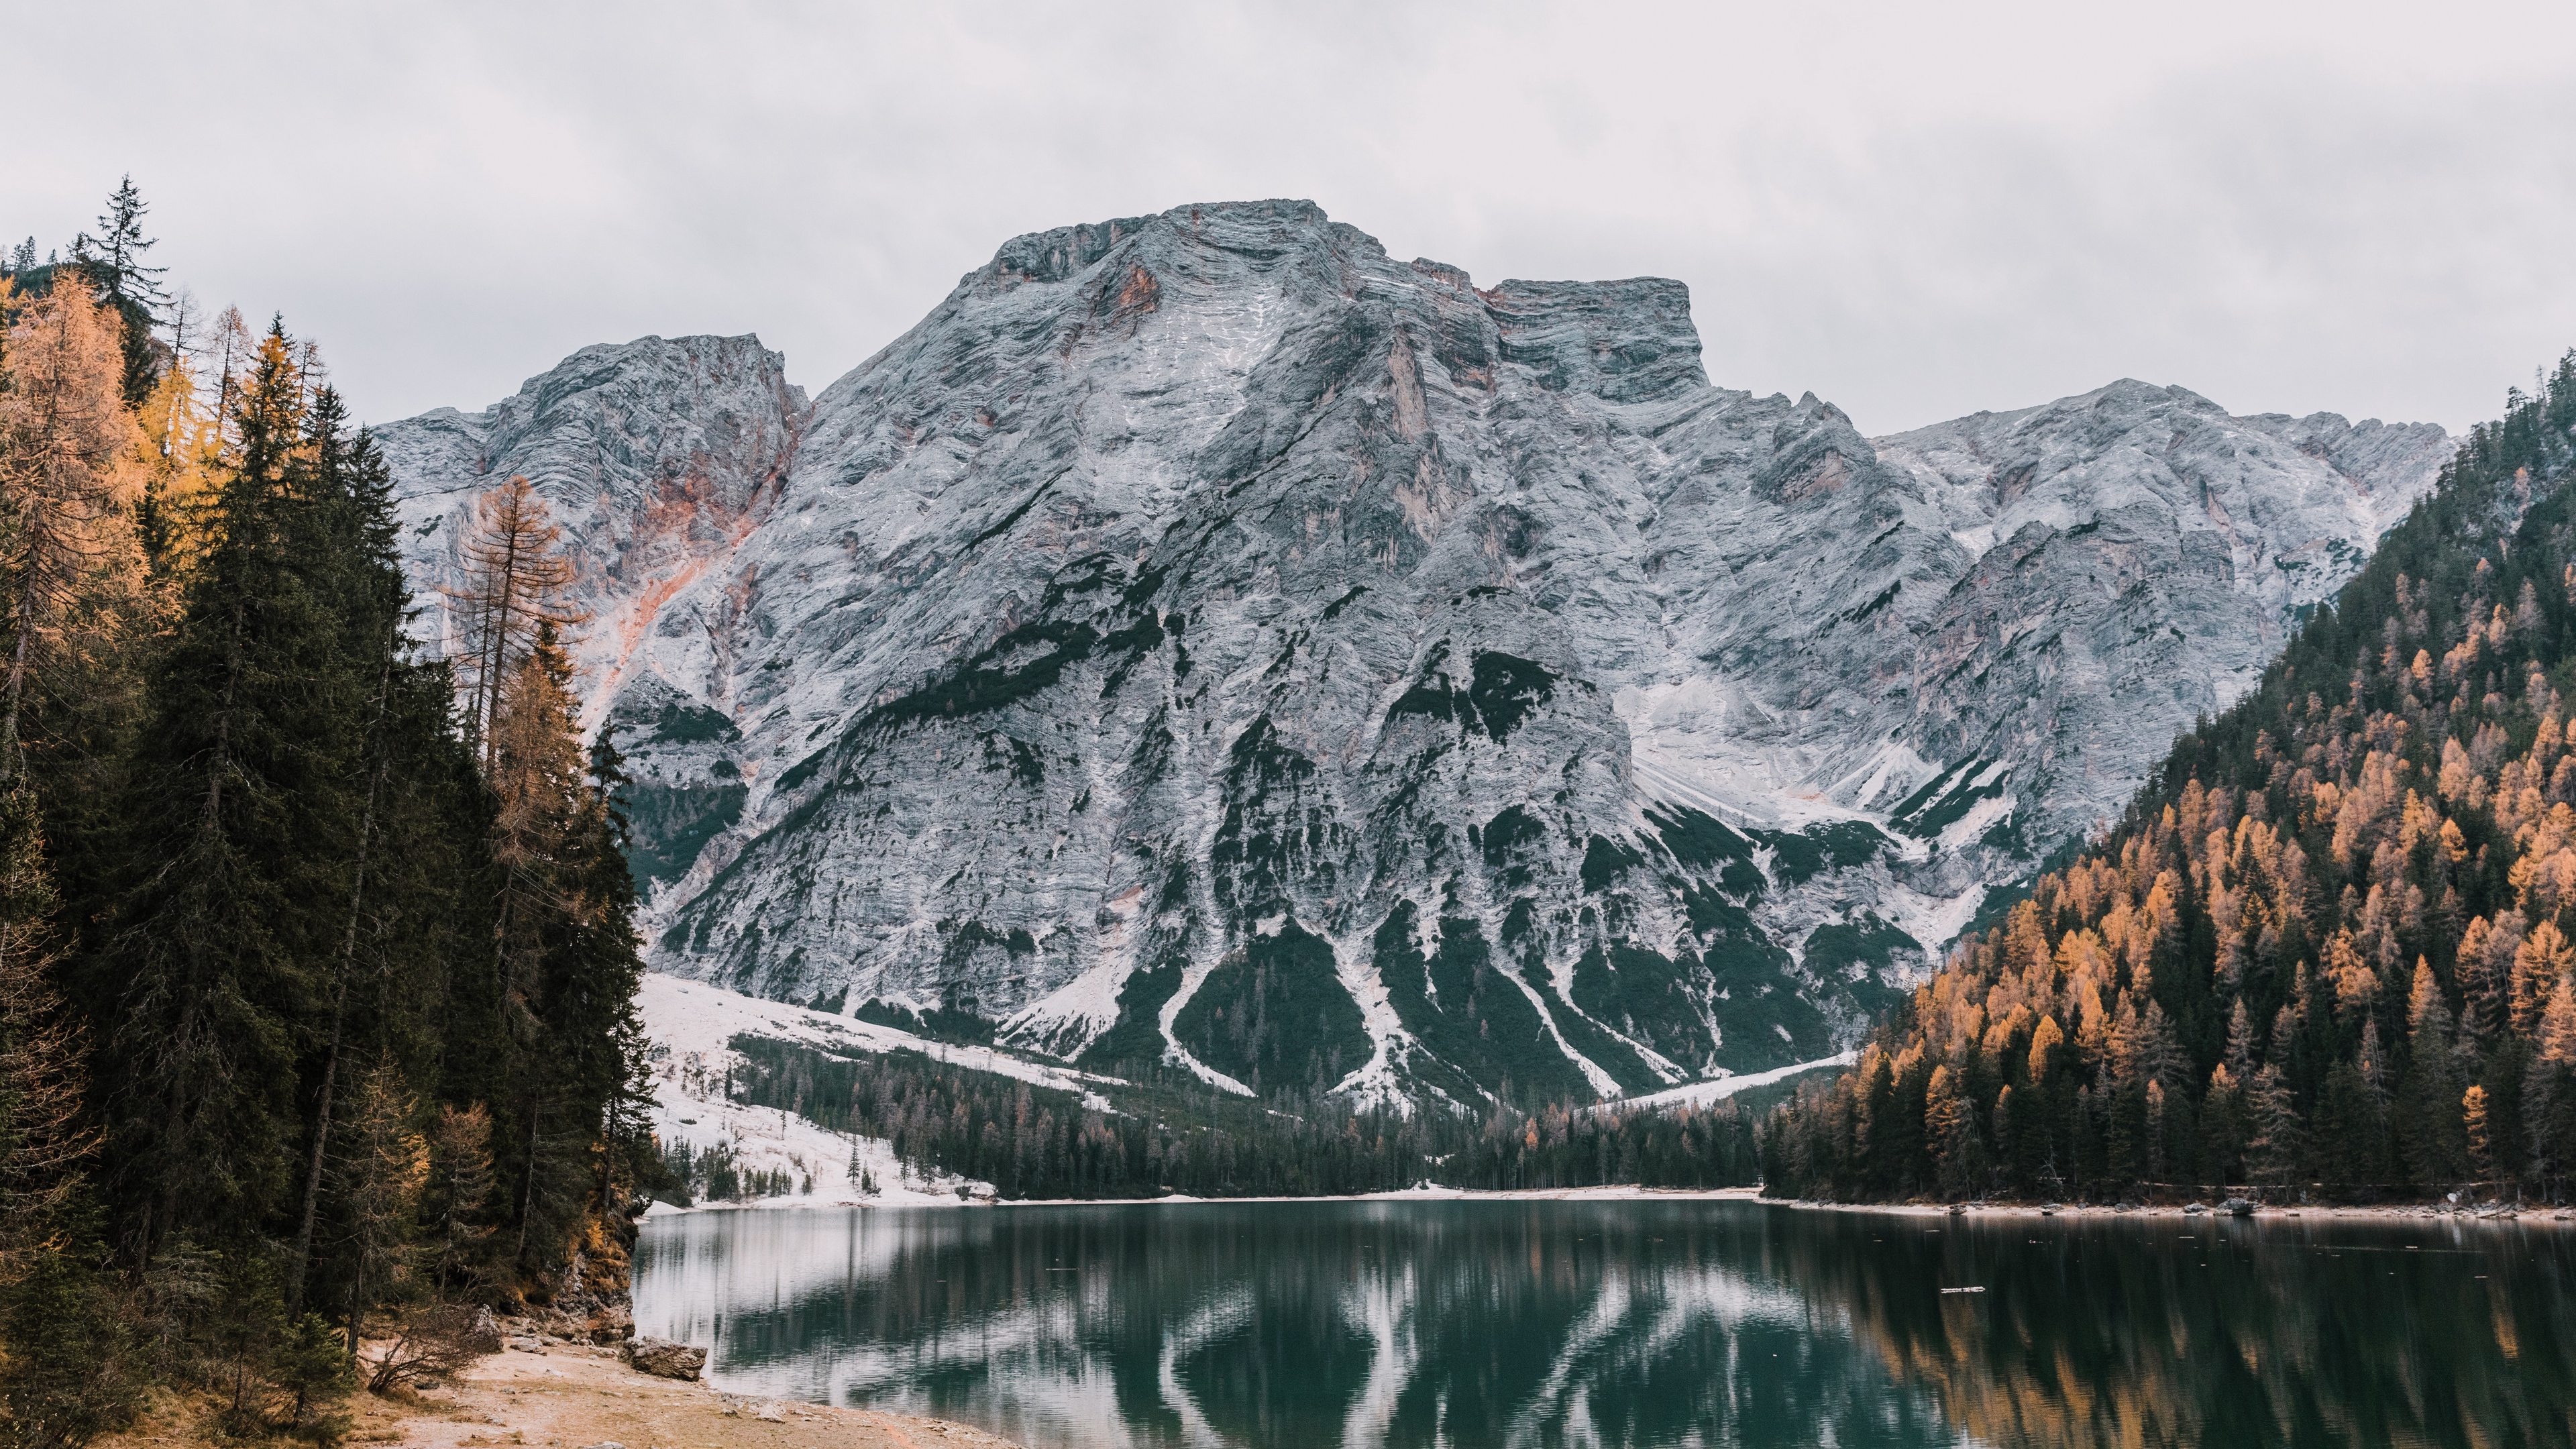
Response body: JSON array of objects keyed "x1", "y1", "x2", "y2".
[
  {"x1": 382, "y1": 200, "x2": 2449, "y2": 1107},
  {"x1": 380, "y1": 333, "x2": 804, "y2": 736},
  {"x1": 621, "y1": 1335, "x2": 706, "y2": 1379}
]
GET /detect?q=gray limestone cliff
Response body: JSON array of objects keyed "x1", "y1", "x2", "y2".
[{"x1": 382, "y1": 200, "x2": 2451, "y2": 1107}]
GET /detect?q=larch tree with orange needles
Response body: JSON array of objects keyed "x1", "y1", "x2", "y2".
[
  {"x1": 0, "y1": 277, "x2": 148, "y2": 784},
  {"x1": 442, "y1": 476, "x2": 584, "y2": 771}
]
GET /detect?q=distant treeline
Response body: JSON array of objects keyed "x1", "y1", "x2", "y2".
[
  {"x1": 715, "y1": 1036, "x2": 1762, "y2": 1201},
  {"x1": 727, "y1": 1037, "x2": 1433, "y2": 1198},
  {"x1": 659, "y1": 1139, "x2": 799, "y2": 1203},
  {"x1": 1443, "y1": 1097, "x2": 1763, "y2": 1191}
]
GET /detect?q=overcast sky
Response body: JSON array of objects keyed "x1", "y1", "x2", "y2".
[{"x1": 15, "y1": 1, "x2": 2576, "y2": 438}]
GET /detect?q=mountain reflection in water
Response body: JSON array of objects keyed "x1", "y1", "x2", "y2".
[{"x1": 630, "y1": 1199, "x2": 2576, "y2": 1448}]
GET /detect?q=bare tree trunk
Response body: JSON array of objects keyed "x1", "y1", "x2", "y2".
[
  {"x1": 345, "y1": 1242, "x2": 367, "y2": 1376},
  {"x1": 3, "y1": 594, "x2": 31, "y2": 784},
  {"x1": 515, "y1": 1099, "x2": 542, "y2": 1263}
]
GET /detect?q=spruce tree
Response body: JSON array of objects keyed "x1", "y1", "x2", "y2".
[
  {"x1": 68, "y1": 176, "x2": 168, "y2": 406},
  {"x1": 84, "y1": 322, "x2": 364, "y2": 1261}
]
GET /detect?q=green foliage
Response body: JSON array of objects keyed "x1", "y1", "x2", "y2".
[
  {"x1": 852, "y1": 994, "x2": 999, "y2": 1045},
  {"x1": 1746, "y1": 820, "x2": 1891, "y2": 886},
  {"x1": 1070, "y1": 951, "x2": 1186, "y2": 1074},
  {"x1": 0, "y1": 1242, "x2": 137, "y2": 1449},
  {"x1": 267, "y1": 1315, "x2": 352, "y2": 1444},
  {"x1": 1374, "y1": 904, "x2": 1592, "y2": 1105},
  {"x1": 1170, "y1": 922, "x2": 1371, "y2": 1094},
  {"x1": 1646, "y1": 804, "x2": 1767, "y2": 898},
  {"x1": 1209, "y1": 716, "x2": 1336, "y2": 918},
  {"x1": 619, "y1": 778, "x2": 747, "y2": 887},
  {"x1": 863, "y1": 620, "x2": 1101, "y2": 728},
  {"x1": 1464, "y1": 651, "x2": 1555, "y2": 742},
  {"x1": 1885, "y1": 758, "x2": 2010, "y2": 841},
  {"x1": 1385, "y1": 646, "x2": 1558, "y2": 742},
  {"x1": 1801, "y1": 915, "x2": 1915, "y2": 1020},
  {"x1": 1444, "y1": 1098, "x2": 1762, "y2": 1191},
  {"x1": 1578, "y1": 835, "x2": 1644, "y2": 893},
  {"x1": 0, "y1": 292, "x2": 651, "y2": 1444},
  {"x1": 1703, "y1": 932, "x2": 1831, "y2": 1073},
  {"x1": 724, "y1": 1028, "x2": 1762, "y2": 1199}
]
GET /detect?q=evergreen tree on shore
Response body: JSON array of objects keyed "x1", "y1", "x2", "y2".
[{"x1": 0, "y1": 182, "x2": 653, "y2": 1445}]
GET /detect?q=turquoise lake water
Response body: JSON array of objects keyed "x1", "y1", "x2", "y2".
[{"x1": 631, "y1": 1197, "x2": 2576, "y2": 1448}]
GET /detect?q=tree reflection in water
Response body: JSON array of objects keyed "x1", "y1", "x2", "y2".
[{"x1": 632, "y1": 1200, "x2": 2575, "y2": 1448}]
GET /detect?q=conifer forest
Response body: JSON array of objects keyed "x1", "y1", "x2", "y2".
[
  {"x1": 0, "y1": 182, "x2": 653, "y2": 1443},
  {"x1": 1762, "y1": 358, "x2": 2576, "y2": 1205}
]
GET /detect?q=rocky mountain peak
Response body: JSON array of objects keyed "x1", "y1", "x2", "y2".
[
  {"x1": 383, "y1": 203, "x2": 2453, "y2": 1109},
  {"x1": 383, "y1": 332, "x2": 805, "y2": 731}
]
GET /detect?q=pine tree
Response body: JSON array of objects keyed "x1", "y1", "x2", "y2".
[
  {"x1": 279, "y1": 391, "x2": 444, "y2": 1316},
  {"x1": 82, "y1": 322, "x2": 364, "y2": 1261},
  {"x1": 2399, "y1": 958, "x2": 2468, "y2": 1185},
  {"x1": 329, "y1": 1056, "x2": 428, "y2": 1364},
  {"x1": 68, "y1": 177, "x2": 168, "y2": 406},
  {"x1": 2465, "y1": 1085, "x2": 2497, "y2": 1181},
  {"x1": 267, "y1": 1313, "x2": 354, "y2": 1441},
  {"x1": 1926, "y1": 1064, "x2": 1976, "y2": 1198},
  {"x1": 0, "y1": 784, "x2": 90, "y2": 1260},
  {"x1": 133, "y1": 327, "x2": 224, "y2": 584},
  {"x1": 462, "y1": 558, "x2": 647, "y2": 1272},
  {"x1": 2524, "y1": 973, "x2": 2576, "y2": 1187},
  {"x1": 2241, "y1": 1064, "x2": 2300, "y2": 1187},
  {"x1": 423, "y1": 1104, "x2": 499, "y2": 1290}
]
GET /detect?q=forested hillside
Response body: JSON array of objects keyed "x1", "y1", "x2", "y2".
[
  {"x1": 0, "y1": 184, "x2": 654, "y2": 1441},
  {"x1": 1762, "y1": 356, "x2": 2576, "y2": 1203},
  {"x1": 696, "y1": 1032, "x2": 1763, "y2": 1202}
]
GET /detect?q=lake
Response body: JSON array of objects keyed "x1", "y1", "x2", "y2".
[{"x1": 630, "y1": 1196, "x2": 2576, "y2": 1448}]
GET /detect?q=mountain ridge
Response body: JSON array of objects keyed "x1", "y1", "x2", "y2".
[{"x1": 382, "y1": 199, "x2": 2451, "y2": 1108}]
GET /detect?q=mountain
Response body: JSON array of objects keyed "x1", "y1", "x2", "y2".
[
  {"x1": 1760, "y1": 356, "x2": 2576, "y2": 1203},
  {"x1": 381, "y1": 199, "x2": 2449, "y2": 1108}
]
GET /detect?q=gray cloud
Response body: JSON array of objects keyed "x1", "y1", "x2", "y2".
[{"x1": 15, "y1": 0, "x2": 2575, "y2": 435}]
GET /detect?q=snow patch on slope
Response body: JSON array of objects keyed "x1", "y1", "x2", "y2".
[{"x1": 1589, "y1": 1051, "x2": 1857, "y2": 1117}]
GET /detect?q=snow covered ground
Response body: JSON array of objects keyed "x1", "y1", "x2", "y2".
[
  {"x1": 636, "y1": 972, "x2": 1837, "y2": 1209},
  {"x1": 637, "y1": 971, "x2": 1128, "y2": 1210},
  {"x1": 641, "y1": 1073, "x2": 983, "y2": 1210}
]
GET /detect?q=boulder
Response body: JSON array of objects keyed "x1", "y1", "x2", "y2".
[
  {"x1": 584, "y1": 1303, "x2": 635, "y2": 1345},
  {"x1": 622, "y1": 1336, "x2": 706, "y2": 1380}
]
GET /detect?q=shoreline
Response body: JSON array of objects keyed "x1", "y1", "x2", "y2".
[
  {"x1": 266, "y1": 1332, "x2": 1020, "y2": 1449},
  {"x1": 645, "y1": 1181, "x2": 2573, "y2": 1227},
  {"x1": 1757, "y1": 1195, "x2": 2576, "y2": 1226},
  {"x1": 645, "y1": 1183, "x2": 1771, "y2": 1214}
]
